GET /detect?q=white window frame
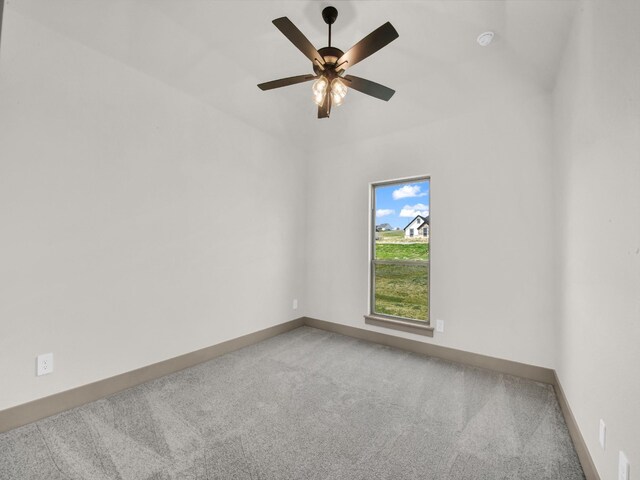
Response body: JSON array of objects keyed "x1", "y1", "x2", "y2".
[{"x1": 365, "y1": 176, "x2": 433, "y2": 336}]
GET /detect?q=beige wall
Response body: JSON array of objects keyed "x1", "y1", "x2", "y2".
[
  {"x1": 554, "y1": 1, "x2": 640, "y2": 478},
  {"x1": 305, "y1": 92, "x2": 558, "y2": 369},
  {"x1": 0, "y1": 10, "x2": 306, "y2": 410}
]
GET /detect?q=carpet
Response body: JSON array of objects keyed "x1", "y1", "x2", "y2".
[{"x1": 0, "y1": 326, "x2": 585, "y2": 479}]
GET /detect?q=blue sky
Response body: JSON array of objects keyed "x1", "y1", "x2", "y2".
[{"x1": 375, "y1": 179, "x2": 430, "y2": 229}]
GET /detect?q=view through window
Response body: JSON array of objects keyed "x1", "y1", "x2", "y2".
[{"x1": 371, "y1": 177, "x2": 430, "y2": 323}]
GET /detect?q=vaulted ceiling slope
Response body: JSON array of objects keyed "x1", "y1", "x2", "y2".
[
  {"x1": 6, "y1": 0, "x2": 579, "y2": 151},
  {"x1": 0, "y1": 0, "x2": 5, "y2": 51}
]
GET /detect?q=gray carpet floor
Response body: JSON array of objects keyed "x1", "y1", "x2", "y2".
[{"x1": 0, "y1": 326, "x2": 585, "y2": 479}]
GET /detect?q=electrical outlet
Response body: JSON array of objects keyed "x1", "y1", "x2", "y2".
[
  {"x1": 37, "y1": 353, "x2": 54, "y2": 376},
  {"x1": 292, "y1": 299, "x2": 298, "y2": 310},
  {"x1": 599, "y1": 419, "x2": 606, "y2": 449},
  {"x1": 619, "y1": 451, "x2": 630, "y2": 480},
  {"x1": 436, "y1": 319, "x2": 445, "y2": 333}
]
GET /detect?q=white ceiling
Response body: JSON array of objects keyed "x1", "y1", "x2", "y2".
[{"x1": 6, "y1": 0, "x2": 580, "y2": 151}]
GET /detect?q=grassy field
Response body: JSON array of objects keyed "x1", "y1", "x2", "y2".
[
  {"x1": 374, "y1": 263, "x2": 429, "y2": 321},
  {"x1": 376, "y1": 243, "x2": 429, "y2": 261},
  {"x1": 374, "y1": 238, "x2": 429, "y2": 321},
  {"x1": 376, "y1": 230, "x2": 427, "y2": 243},
  {"x1": 377, "y1": 230, "x2": 404, "y2": 239}
]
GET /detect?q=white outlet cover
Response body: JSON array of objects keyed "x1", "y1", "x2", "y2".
[
  {"x1": 37, "y1": 353, "x2": 54, "y2": 376},
  {"x1": 599, "y1": 419, "x2": 606, "y2": 449},
  {"x1": 619, "y1": 451, "x2": 630, "y2": 480},
  {"x1": 292, "y1": 299, "x2": 298, "y2": 310},
  {"x1": 436, "y1": 319, "x2": 445, "y2": 333}
]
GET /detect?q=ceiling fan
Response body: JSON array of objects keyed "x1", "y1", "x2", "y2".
[{"x1": 257, "y1": 6, "x2": 399, "y2": 119}]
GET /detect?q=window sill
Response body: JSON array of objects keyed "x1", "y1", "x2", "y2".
[{"x1": 364, "y1": 315, "x2": 434, "y2": 337}]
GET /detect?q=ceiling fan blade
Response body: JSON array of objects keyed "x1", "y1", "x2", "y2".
[
  {"x1": 273, "y1": 17, "x2": 325, "y2": 66},
  {"x1": 343, "y1": 75, "x2": 395, "y2": 101},
  {"x1": 337, "y1": 22, "x2": 399, "y2": 70},
  {"x1": 318, "y1": 93, "x2": 331, "y2": 119},
  {"x1": 258, "y1": 75, "x2": 316, "y2": 91}
]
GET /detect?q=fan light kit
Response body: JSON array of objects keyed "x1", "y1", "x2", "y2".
[{"x1": 258, "y1": 6, "x2": 399, "y2": 119}]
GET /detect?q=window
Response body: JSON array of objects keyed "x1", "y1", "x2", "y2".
[{"x1": 369, "y1": 177, "x2": 430, "y2": 328}]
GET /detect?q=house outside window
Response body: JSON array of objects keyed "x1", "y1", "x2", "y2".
[{"x1": 369, "y1": 177, "x2": 430, "y2": 324}]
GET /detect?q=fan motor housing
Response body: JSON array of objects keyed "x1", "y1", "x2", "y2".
[{"x1": 313, "y1": 46, "x2": 345, "y2": 75}]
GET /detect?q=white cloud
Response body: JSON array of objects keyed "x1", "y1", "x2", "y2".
[
  {"x1": 376, "y1": 209, "x2": 395, "y2": 217},
  {"x1": 399, "y1": 203, "x2": 429, "y2": 218},
  {"x1": 392, "y1": 184, "x2": 427, "y2": 200}
]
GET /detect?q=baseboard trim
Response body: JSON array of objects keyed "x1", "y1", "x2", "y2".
[
  {"x1": 0, "y1": 317, "x2": 304, "y2": 433},
  {"x1": 553, "y1": 371, "x2": 600, "y2": 480},
  {"x1": 303, "y1": 317, "x2": 555, "y2": 384}
]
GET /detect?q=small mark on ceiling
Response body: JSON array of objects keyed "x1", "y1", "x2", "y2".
[{"x1": 477, "y1": 32, "x2": 495, "y2": 47}]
